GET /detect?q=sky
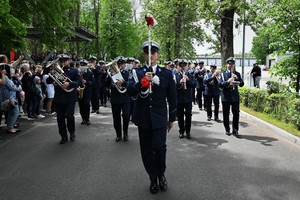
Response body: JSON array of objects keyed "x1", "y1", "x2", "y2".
[
  {"x1": 136, "y1": 2, "x2": 256, "y2": 55},
  {"x1": 195, "y1": 23, "x2": 256, "y2": 55}
]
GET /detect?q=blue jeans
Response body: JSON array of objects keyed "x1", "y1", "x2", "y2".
[{"x1": 7, "y1": 103, "x2": 19, "y2": 129}]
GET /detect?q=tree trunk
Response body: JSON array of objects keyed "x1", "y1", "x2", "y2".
[
  {"x1": 296, "y1": 57, "x2": 300, "y2": 93},
  {"x1": 220, "y1": 8, "x2": 235, "y2": 67},
  {"x1": 174, "y1": 4, "x2": 183, "y2": 58},
  {"x1": 76, "y1": 2, "x2": 81, "y2": 58},
  {"x1": 94, "y1": 0, "x2": 100, "y2": 59},
  {"x1": 166, "y1": 38, "x2": 171, "y2": 61}
]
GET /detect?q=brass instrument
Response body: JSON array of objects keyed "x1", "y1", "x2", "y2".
[
  {"x1": 106, "y1": 60, "x2": 127, "y2": 93},
  {"x1": 211, "y1": 70, "x2": 220, "y2": 85},
  {"x1": 78, "y1": 66, "x2": 87, "y2": 99},
  {"x1": 87, "y1": 63, "x2": 95, "y2": 69},
  {"x1": 230, "y1": 67, "x2": 238, "y2": 90},
  {"x1": 45, "y1": 59, "x2": 74, "y2": 92}
]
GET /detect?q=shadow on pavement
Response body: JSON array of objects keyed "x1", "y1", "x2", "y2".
[
  {"x1": 190, "y1": 136, "x2": 228, "y2": 149},
  {"x1": 239, "y1": 134, "x2": 278, "y2": 146},
  {"x1": 191, "y1": 120, "x2": 214, "y2": 127}
]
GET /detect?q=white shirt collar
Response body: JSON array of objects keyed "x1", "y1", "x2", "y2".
[{"x1": 148, "y1": 64, "x2": 158, "y2": 73}]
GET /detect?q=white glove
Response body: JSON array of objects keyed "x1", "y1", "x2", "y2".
[{"x1": 152, "y1": 75, "x2": 160, "y2": 86}]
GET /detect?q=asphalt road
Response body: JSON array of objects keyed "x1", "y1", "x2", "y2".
[{"x1": 0, "y1": 103, "x2": 299, "y2": 200}]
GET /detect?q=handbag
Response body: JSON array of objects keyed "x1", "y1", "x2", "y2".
[{"x1": 0, "y1": 98, "x2": 16, "y2": 111}]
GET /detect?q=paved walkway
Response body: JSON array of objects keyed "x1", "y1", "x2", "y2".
[{"x1": 0, "y1": 103, "x2": 299, "y2": 200}]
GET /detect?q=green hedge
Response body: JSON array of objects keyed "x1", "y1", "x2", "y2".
[{"x1": 240, "y1": 82, "x2": 300, "y2": 130}]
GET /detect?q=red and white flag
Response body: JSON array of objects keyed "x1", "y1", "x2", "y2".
[{"x1": 145, "y1": 14, "x2": 157, "y2": 27}]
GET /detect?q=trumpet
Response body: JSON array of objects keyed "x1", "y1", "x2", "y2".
[
  {"x1": 210, "y1": 70, "x2": 220, "y2": 85},
  {"x1": 106, "y1": 60, "x2": 127, "y2": 93},
  {"x1": 46, "y1": 59, "x2": 74, "y2": 92},
  {"x1": 230, "y1": 67, "x2": 237, "y2": 90}
]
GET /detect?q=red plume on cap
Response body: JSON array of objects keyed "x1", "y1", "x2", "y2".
[{"x1": 145, "y1": 14, "x2": 157, "y2": 27}]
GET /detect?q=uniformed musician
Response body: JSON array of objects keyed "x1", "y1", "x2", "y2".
[
  {"x1": 78, "y1": 60, "x2": 95, "y2": 125},
  {"x1": 127, "y1": 41, "x2": 177, "y2": 194},
  {"x1": 99, "y1": 60, "x2": 108, "y2": 107},
  {"x1": 106, "y1": 56, "x2": 130, "y2": 142},
  {"x1": 204, "y1": 65, "x2": 221, "y2": 122},
  {"x1": 46, "y1": 54, "x2": 82, "y2": 144},
  {"x1": 133, "y1": 59, "x2": 140, "y2": 69},
  {"x1": 175, "y1": 59, "x2": 196, "y2": 139},
  {"x1": 89, "y1": 56, "x2": 101, "y2": 114},
  {"x1": 194, "y1": 61, "x2": 206, "y2": 110},
  {"x1": 219, "y1": 57, "x2": 244, "y2": 136}
]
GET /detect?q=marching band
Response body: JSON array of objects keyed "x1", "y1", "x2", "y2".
[{"x1": 2, "y1": 42, "x2": 244, "y2": 194}]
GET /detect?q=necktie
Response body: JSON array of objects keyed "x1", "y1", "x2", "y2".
[{"x1": 148, "y1": 66, "x2": 153, "y2": 72}]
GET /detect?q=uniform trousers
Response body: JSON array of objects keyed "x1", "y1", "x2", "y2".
[
  {"x1": 177, "y1": 102, "x2": 192, "y2": 134},
  {"x1": 196, "y1": 89, "x2": 206, "y2": 109},
  {"x1": 206, "y1": 95, "x2": 220, "y2": 119},
  {"x1": 55, "y1": 102, "x2": 76, "y2": 139},
  {"x1": 192, "y1": 88, "x2": 196, "y2": 103},
  {"x1": 99, "y1": 86, "x2": 107, "y2": 105},
  {"x1": 138, "y1": 126, "x2": 167, "y2": 182},
  {"x1": 78, "y1": 90, "x2": 92, "y2": 121},
  {"x1": 111, "y1": 103, "x2": 130, "y2": 137},
  {"x1": 91, "y1": 87, "x2": 100, "y2": 111},
  {"x1": 222, "y1": 101, "x2": 240, "y2": 132}
]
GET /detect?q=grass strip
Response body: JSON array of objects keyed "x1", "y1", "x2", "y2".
[{"x1": 241, "y1": 105, "x2": 300, "y2": 138}]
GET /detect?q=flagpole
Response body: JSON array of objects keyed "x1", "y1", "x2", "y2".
[{"x1": 148, "y1": 26, "x2": 151, "y2": 68}]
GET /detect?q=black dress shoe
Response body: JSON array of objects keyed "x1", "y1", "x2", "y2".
[
  {"x1": 207, "y1": 117, "x2": 212, "y2": 121},
  {"x1": 150, "y1": 182, "x2": 159, "y2": 194},
  {"x1": 123, "y1": 136, "x2": 128, "y2": 141},
  {"x1": 81, "y1": 120, "x2": 85, "y2": 125},
  {"x1": 91, "y1": 110, "x2": 95, "y2": 113},
  {"x1": 59, "y1": 138, "x2": 68, "y2": 144},
  {"x1": 214, "y1": 118, "x2": 221, "y2": 123},
  {"x1": 159, "y1": 176, "x2": 168, "y2": 191},
  {"x1": 226, "y1": 131, "x2": 231, "y2": 136},
  {"x1": 186, "y1": 134, "x2": 191, "y2": 139},
  {"x1": 86, "y1": 120, "x2": 90, "y2": 125},
  {"x1": 115, "y1": 137, "x2": 121, "y2": 142},
  {"x1": 70, "y1": 133, "x2": 76, "y2": 141},
  {"x1": 232, "y1": 130, "x2": 240, "y2": 137},
  {"x1": 96, "y1": 110, "x2": 100, "y2": 114},
  {"x1": 179, "y1": 134, "x2": 185, "y2": 139}
]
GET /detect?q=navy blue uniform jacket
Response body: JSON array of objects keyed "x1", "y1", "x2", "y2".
[
  {"x1": 194, "y1": 69, "x2": 206, "y2": 90},
  {"x1": 127, "y1": 65, "x2": 177, "y2": 130},
  {"x1": 204, "y1": 72, "x2": 220, "y2": 96},
  {"x1": 46, "y1": 66, "x2": 82, "y2": 104},
  {"x1": 82, "y1": 68, "x2": 95, "y2": 94},
  {"x1": 175, "y1": 71, "x2": 196, "y2": 103},
  {"x1": 92, "y1": 65, "x2": 102, "y2": 88},
  {"x1": 218, "y1": 70, "x2": 244, "y2": 102}
]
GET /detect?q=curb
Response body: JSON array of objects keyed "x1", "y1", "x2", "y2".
[{"x1": 240, "y1": 110, "x2": 300, "y2": 146}]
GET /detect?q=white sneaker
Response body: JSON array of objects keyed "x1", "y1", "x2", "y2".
[
  {"x1": 37, "y1": 114, "x2": 45, "y2": 119},
  {"x1": 19, "y1": 107, "x2": 24, "y2": 113},
  {"x1": 27, "y1": 117, "x2": 34, "y2": 120}
]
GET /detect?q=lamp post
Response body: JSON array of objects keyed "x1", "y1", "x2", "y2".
[{"x1": 241, "y1": 0, "x2": 246, "y2": 80}]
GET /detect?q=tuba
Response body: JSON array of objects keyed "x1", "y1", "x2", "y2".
[
  {"x1": 106, "y1": 60, "x2": 127, "y2": 93},
  {"x1": 45, "y1": 59, "x2": 74, "y2": 92}
]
